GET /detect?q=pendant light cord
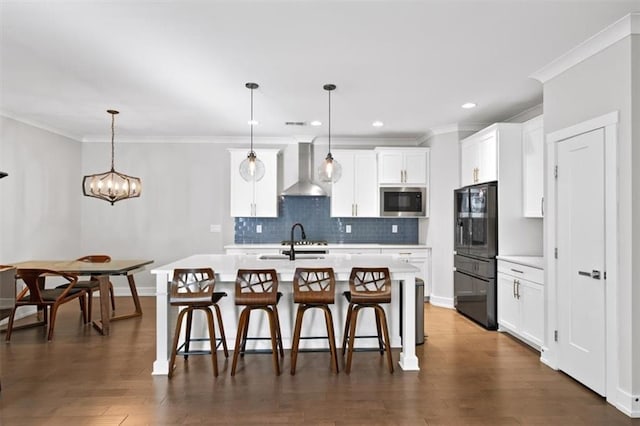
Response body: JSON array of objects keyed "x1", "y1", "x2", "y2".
[
  {"x1": 250, "y1": 86, "x2": 254, "y2": 153},
  {"x1": 110, "y1": 112, "x2": 116, "y2": 172},
  {"x1": 328, "y1": 88, "x2": 331, "y2": 155}
]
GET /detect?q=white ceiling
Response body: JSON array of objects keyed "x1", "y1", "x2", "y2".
[{"x1": 1, "y1": 0, "x2": 638, "y2": 143}]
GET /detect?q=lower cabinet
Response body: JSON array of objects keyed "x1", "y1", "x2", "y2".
[{"x1": 497, "y1": 260, "x2": 544, "y2": 349}]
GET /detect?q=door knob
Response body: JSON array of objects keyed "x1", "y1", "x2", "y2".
[{"x1": 578, "y1": 270, "x2": 601, "y2": 279}]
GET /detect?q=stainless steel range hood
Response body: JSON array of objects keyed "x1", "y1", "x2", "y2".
[{"x1": 281, "y1": 142, "x2": 327, "y2": 196}]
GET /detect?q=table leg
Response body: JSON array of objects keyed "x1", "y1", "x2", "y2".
[
  {"x1": 398, "y1": 273, "x2": 420, "y2": 371},
  {"x1": 92, "y1": 275, "x2": 111, "y2": 336},
  {"x1": 110, "y1": 274, "x2": 143, "y2": 322}
]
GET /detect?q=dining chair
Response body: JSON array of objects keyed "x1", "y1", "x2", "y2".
[
  {"x1": 56, "y1": 255, "x2": 115, "y2": 323},
  {"x1": 5, "y1": 268, "x2": 87, "y2": 341},
  {"x1": 168, "y1": 268, "x2": 228, "y2": 378},
  {"x1": 231, "y1": 269, "x2": 283, "y2": 376},
  {"x1": 290, "y1": 267, "x2": 339, "y2": 375},
  {"x1": 342, "y1": 267, "x2": 394, "y2": 374}
]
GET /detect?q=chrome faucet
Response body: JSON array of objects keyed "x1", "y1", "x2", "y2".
[{"x1": 289, "y1": 223, "x2": 306, "y2": 261}]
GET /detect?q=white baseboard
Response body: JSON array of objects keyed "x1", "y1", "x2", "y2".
[
  {"x1": 613, "y1": 388, "x2": 640, "y2": 418},
  {"x1": 428, "y1": 295, "x2": 454, "y2": 309}
]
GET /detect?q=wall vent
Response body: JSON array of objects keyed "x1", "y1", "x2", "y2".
[{"x1": 285, "y1": 121, "x2": 306, "y2": 126}]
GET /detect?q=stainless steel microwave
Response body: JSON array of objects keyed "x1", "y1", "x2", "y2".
[{"x1": 380, "y1": 187, "x2": 426, "y2": 217}]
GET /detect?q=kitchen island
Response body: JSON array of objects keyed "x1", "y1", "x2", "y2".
[{"x1": 151, "y1": 253, "x2": 420, "y2": 374}]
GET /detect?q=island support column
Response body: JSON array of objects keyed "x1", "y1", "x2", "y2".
[
  {"x1": 152, "y1": 271, "x2": 171, "y2": 375},
  {"x1": 398, "y1": 272, "x2": 420, "y2": 371}
]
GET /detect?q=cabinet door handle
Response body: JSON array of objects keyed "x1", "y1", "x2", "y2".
[
  {"x1": 516, "y1": 280, "x2": 521, "y2": 299},
  {"x1": 541, "y1": 197, "x2": 544, "y2": 217},
  {"x1": 510, "y1": 268, "x2": 524, "y2": 274},
  {"x1": 513, "y1": 279, "x2": 517, "y2": 298}
]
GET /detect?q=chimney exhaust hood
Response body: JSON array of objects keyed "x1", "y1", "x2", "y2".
[{"x1": 281, "y1": 142, "x2": 327, "y2": 197}]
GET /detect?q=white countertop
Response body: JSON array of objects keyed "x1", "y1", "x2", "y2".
[
  {"x1": 496, "y1": 255, "x2": 544, "y2": 270},
  {"x1": 224, "y1": 243, "x2": 430, "y2": 250},
  {"x1": 152, "y1": 253, "x2": 419, "y2": 281}
]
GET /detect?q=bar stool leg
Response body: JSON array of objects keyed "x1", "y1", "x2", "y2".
[
  {"x1": 290, "y1": 304, "x2": 306, "y2": 375},
  {"x1": 184, "y1": 309, "x2": 194, "y2": 359},
  {"x1": 342, "y1": 302, "x2": 354, "y2": 356},
  {"x1": 169, "y1": 307, "x2": 190, "y2": 378},
  {"x1": 322, "y1": 305, "x2": 339, "y2": 373},
  {"x1": 231, "y1": 308, "x2": 250, "y2": 376},
  {"x1": 374, "y1": 309, "x2": 384, "y2": 355},
  {"x1": 240, "y1": 310, "x2": 251, "y2": 357},
  {"x1": 375, "y1": 305, "x2": 394, "y2": 373},
  {"x1": 345, "y1": 306, "x2": 362, "y2": 374},
  {"x1": 213, "y1": 304, "x2": 229, "y2": 357},
  {"x1": 203, "y1": 307, "x2": 219, "y2": 377},
  {"x1": 265, "y1": 307, "x2": 281, "y2": 375},
  {"x1": 273, "y1": 305, "x2": 285, "y2": 358}
]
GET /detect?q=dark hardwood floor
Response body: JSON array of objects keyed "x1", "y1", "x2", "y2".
[{"x1": 0, "y1": 298, "x2": 637, "y2": 425}]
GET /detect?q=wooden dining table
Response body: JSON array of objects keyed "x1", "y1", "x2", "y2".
[{"x1": 10, "y1": 259, "x2": 153, "y2": 336}]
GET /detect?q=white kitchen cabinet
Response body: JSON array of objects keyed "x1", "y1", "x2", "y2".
[
  {"x1": 522, "y1": 115, "x2": 544, "y2": 218},
  {"x1": 376, "y1": 148, "x2": 429, "y2": 186},
  {"x1": 459, "y1": 127, "x2": 498, "y2": 186},
  {"x1": 497, "y1": 259, "x2": 544, "y2": 349},
  {"x1": 330, "y1": 150, "x2": 378, "y2": 217},
  {"x1": 229, "y1": 149, "x2": 279, "y2": 217}
]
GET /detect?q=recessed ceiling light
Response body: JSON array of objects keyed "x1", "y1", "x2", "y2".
[
  {"x1": 461, "y1": 102, "x2": 477, "y2": 109},
  {"x1": 248, "y1": 119, "x2": 259, "y2": 125},
  {"x1": 310, "y1": 120, "x2": 322, "y2": 126},
  {"x1": 372, "y1": 121, "x2": 384, "y2": 127}
]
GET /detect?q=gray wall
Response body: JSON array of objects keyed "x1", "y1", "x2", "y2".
[
  {"x1": 544, "y1": 34, "x2": 638, "y2": 401},
  {"x1": 423, "y1": 131, "x2": 463, "y2": 307},
  {"x1": 0, "y1": 117, "x2": 81, "y2": 263}
]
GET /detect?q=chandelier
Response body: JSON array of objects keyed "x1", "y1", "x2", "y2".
[{"x1": 82, "y1": 110, "x2": 141, "y2": 205}]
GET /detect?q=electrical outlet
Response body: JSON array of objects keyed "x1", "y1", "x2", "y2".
[
  {"x1": 256, "y1": 224, "x2": 262, "y2": 233},
  {"x1": 345, "y1": 224, "x2": 352, "y2": 233},
  {"x1": 392, "y1": 224, "x2": 398, "y2": 233},
  {"x1": 209, "y1": 224, "x2": 221, "y2": 232}
]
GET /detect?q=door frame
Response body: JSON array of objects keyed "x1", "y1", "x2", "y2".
[{"x1": 543, "y1": 111, "x2": 619, "y2": 402}]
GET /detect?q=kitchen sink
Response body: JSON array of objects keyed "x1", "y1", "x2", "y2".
[{"x1": 257, "y1": 254, "x2": 326, "y2": 260}]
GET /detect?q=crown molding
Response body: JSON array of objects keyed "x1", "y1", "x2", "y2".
[
  {"x1": 0, "y1": 110, "x2": 82, "y2": 141},
  {"x1": 81, "y1": 135, "x2": 297, "y2": 144},
  {"x1": 422, "y1": 122, "x2": 489, "y2": 142},
  {"x1": 530, "y1": 12, "x2": 639, "y2": 84}
]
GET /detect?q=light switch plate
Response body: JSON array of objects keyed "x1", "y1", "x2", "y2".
[
  {"x1": 345, "y1": 224, "x2": 352, "y2": 233},
  {"x1": 256, "y1": 224, "x2": 262, "y2": 233},
  {"x1": 392, "y1": 224, "x2": 398, "y2": 233}
]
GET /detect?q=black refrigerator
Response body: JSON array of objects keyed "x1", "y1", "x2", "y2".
[{"x1": 453, "y1": 181, "x2": 498, "y2": 330}]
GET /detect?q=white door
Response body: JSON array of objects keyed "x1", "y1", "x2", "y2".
[{"x1": 556, "y1": 128, "x2": 606, "y2": 396}]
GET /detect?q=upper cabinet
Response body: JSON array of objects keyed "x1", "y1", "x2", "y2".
[
  {"x1": 460, "y1": 123, "x2": 543, "y2": 255},
  {"x1": 330, "y1": 150, "x2": 378, "y2": 217},
  {"x1": 522, "y1": 115, "x2": 544, "y2": 218},
  {"x1": 460, "y1": 128, "x2": 497, "y2": 187},
  {"x1": 376, "y1": 148, "x2": 429, "y2": 186},
  {"x1": 229, "y1": 149, "x2": 279, "y2": 217}
]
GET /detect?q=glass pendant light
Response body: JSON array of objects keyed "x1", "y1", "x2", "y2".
[
  {"x1": 82, "y1": 110, "x2": 141, "y2": 205},
  {"x1": 318, "y1": 84, "x2": 342, "y2": 183},
  {"x1": 239, "y1": 82, "x2": 265, "y2": 182}
]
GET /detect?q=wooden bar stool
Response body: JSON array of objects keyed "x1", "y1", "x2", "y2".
[
  {"x1": 342, "y1": 267, "x2": 394, "y2": 374},
  {"x1": 290, "y1": 267, "x2": 339, "y2": 375},
  {"x1": 168, "y1": 268, "x2": 228, "y2": 378},
  {"x1": 231, "y1": 269, "x2": 284, "y2": 376}
]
